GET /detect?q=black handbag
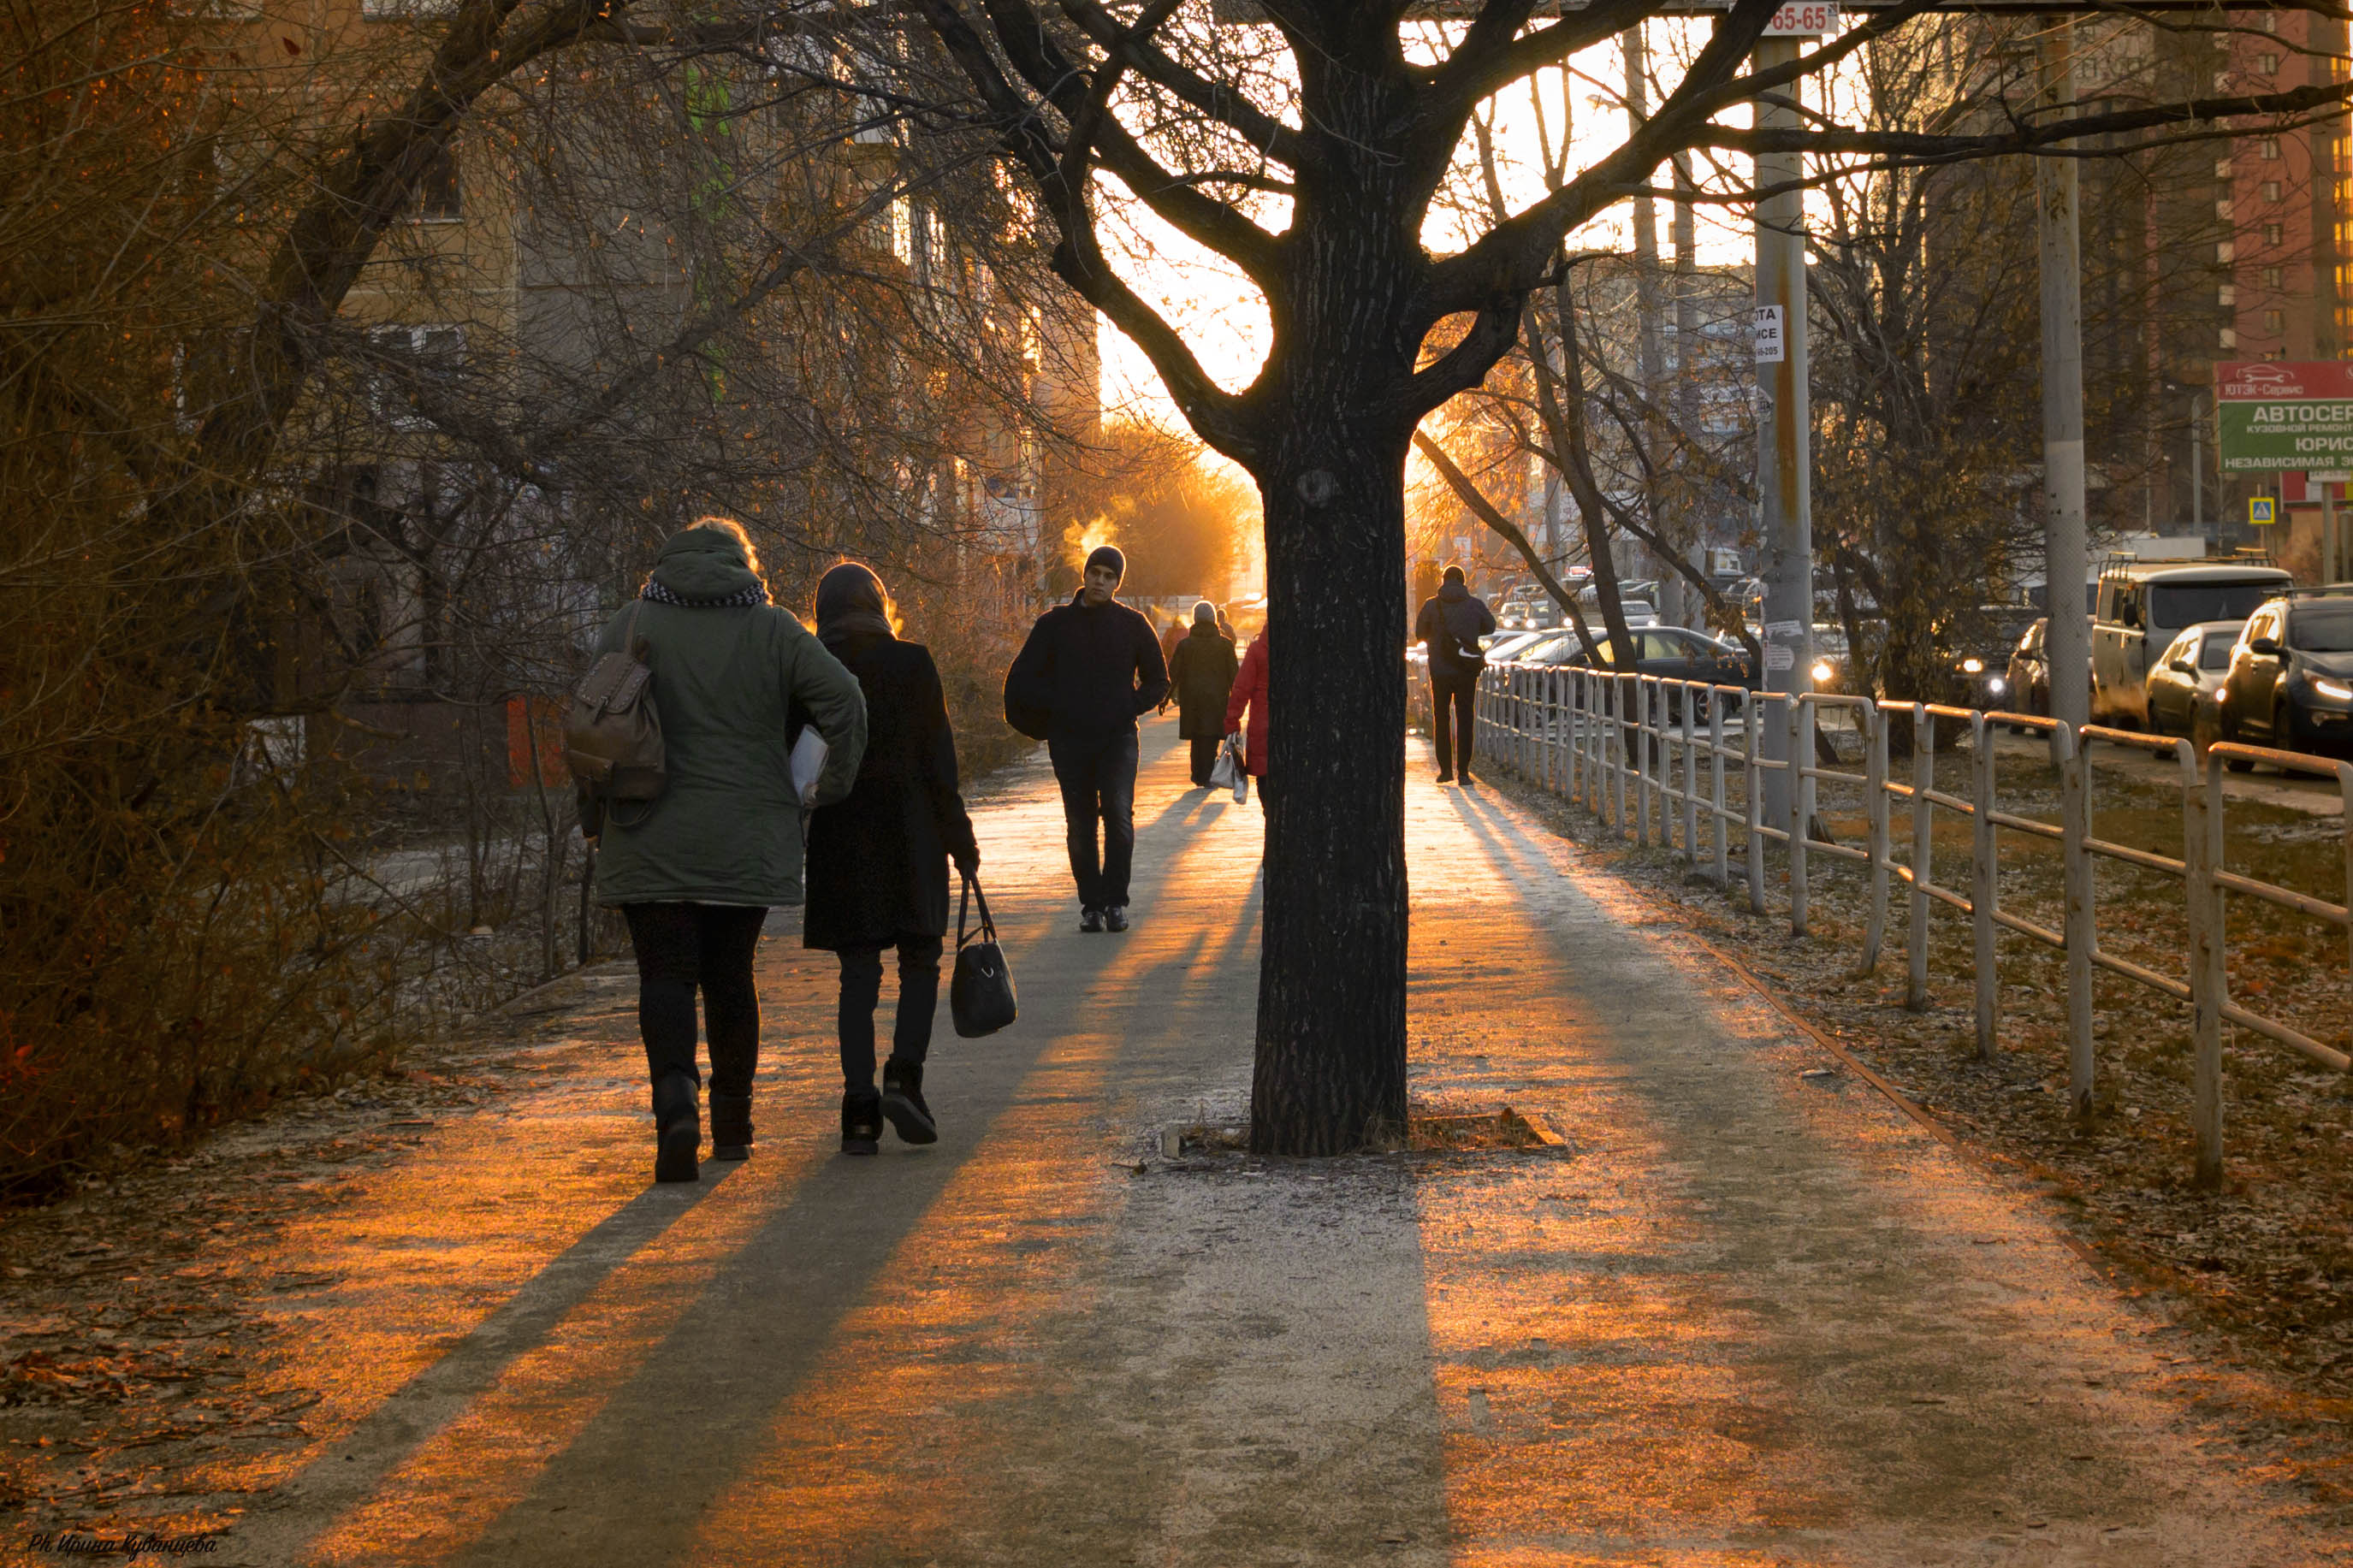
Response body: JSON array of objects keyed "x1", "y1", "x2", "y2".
[{"x1": 950, "y1": 875, "x2": 1017, "y2": 1038}]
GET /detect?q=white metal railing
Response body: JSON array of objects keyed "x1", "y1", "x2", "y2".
[{"x1": 1444, "y1": 661, "x2": 2353, "y2": 1189}]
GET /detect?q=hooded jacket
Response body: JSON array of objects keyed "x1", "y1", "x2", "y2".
[
  {"x1": 1168, "y1": 624, "x2": 1240, "y2": 739},
  {"x1": 587, "y1": 528, "x2": 868, "y2": 908},
  {"x1": 1414, "y1": 581, "x2": 1498, "y2": 678},
  {"x1": 1004, "y1": 593, "x2": 1171, "y2": 740}
]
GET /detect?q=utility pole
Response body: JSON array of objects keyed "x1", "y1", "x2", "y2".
[
  {"x1": 1674, "y1": 152, "x2": 1702, "y2": 625},
  {"x1": 2037, "y1": 20, "x2": 2090, "y2": 744},
  {"x1": 1624, "y1": 26, "x2": 1673, "y2": 623},
  {"x1": 1754, "y1": 35, "x2": 1812, "y2": 831}
]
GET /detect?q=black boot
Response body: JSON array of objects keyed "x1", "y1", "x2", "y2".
[
  {"x1": 650, "y1": 1072, "x2": 700, "y2": 1184},
  {"x1": 842, "y1": 1087, "x2": 882, "y2": 1156},
  {"x1": 880, "y1": 1058, "x2": 938, "y2": 1145},
  {"x1": 709, "y1": 1092, "x2": 753, "y2": 1162}
]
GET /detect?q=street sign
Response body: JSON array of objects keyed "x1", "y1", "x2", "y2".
[
  {"x1": 1751, "y1": 305, "x2": 1786, "y2": 364},
  {"x1": 2250, "y1": 497, "x2": 2277, "y2": 526},
  {"x1": 2216, "y1": 361, "x2": 2353, "y2": 474},
  {"x1": 1763, "y1": 2, "x2": 1840, "y2": 33}
]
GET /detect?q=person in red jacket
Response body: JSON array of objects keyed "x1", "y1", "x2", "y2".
[{"x1": 1224, "y1": 630, "x2": 1270, "y2": 801}]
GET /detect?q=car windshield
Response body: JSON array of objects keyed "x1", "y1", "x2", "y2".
[
  {"x1": 2150, "y1": 581, "x2": 2287, "y2": 628},
  {"x1": 2199, "y1": 631, "x2": 2237, "y2": 670},
  {"x1": 2290, "y1": 604, "x2": 2353, "y2": 653}
]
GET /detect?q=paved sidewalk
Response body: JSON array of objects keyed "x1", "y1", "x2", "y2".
[{"x1": 212, "y1": 718, "x2": 2332, "y2": 1566}]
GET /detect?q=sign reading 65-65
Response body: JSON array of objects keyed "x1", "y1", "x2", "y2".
[
  {"x1": 2216, "y1": 360, "x2": 2353, "y2": 474},
  {"x1": 1764, "y1": 3, "x2": 1840, "y2": 34}
]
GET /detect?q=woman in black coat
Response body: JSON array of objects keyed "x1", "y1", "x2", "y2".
[
  {"x1": 802, "y1": 563, "x2": 981, "y2": 1155},
  {"x1": 1167, "y1": 601, "x2": 1239, "y2": 786}
]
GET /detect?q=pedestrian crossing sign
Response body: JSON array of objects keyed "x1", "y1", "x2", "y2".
[{"x1": 2250, "y1": 497, "x2": 2277, "y2": 526}]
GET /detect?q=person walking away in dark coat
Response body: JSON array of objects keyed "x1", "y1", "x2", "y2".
[
  {"x1": 1414, "y1": 564, "x2": 1497, "y2": 785},
  {"x1": 1004, "y1": 544, "x2": 1169, "y2": 932},
  {"x1": 589, "y1": 518, "x2": 867, "y2": 1184},
  {"x1": 802, "y1": 563, "x2": 980, "y2": 1157},
  {"x1": 1168, "y1": 601, "x2": 1239, "y2": 786},
  {"x1": 1224, "y1": 627, "x2": 1270, "y2": 801}
]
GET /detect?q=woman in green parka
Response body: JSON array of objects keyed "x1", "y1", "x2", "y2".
[{"x1": 587, "y1": 518, "x2": 868, "y2": 1183}]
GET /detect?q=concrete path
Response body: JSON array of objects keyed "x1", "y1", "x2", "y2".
[{"x1": 215, "y1": 719, "x2": 2334, "y2": 1566}]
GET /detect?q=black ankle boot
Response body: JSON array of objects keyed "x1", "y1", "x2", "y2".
[
  {"x1": 842, "y1": 1087, "x2": 882, "y2": 1156},
  {"x1": 880, "y1": 1059, "x2": 938, "y2": 1145},
  {"x1": 709, "y1": 1092, "x2": 753, "y2": 1162},
  {"x1": 650, "y1": 1072, "x2": 700, "y2": 1184}
]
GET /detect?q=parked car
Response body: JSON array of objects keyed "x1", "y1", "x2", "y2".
[
  {"x1": 2003, "y1": 615, "x2": 2095, "y2": 727},
  {"x1": 1527, "y1": 622, "x2": 1753, "y2": 699},
  {"x1": 2143, "y1": 619, "x2": 2244, "y2": 737},
  {"x1": 2214, "y1": 590, "x2": 2353, "y2": 765},
  {"x1": 1479, "y1": 629, "x2": 1553, "y2": 663},
  {"x1": 2090, "y1": 558, "x2": 2291, "y2": 728}
]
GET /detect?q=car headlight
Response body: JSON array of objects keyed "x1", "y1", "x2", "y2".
[
  {"x1": 1986, "y1": 676, "x2": 2006, "y2": 694},
  {"x1": 1810, "y1": 660, "x2": 1834, "y2": 684},
  {"x1": 2312, "y1": 676, "x2": 2353, "y2": 702},
  {"x1": 1961, "y1": 657, "x2": 1983, "y2": 674}
]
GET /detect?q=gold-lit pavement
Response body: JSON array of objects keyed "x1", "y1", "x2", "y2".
[{"x1": 204, "y1": 723, "x2": 2323, "y2": 1565}]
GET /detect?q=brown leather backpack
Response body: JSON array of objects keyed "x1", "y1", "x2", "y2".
[{"x1": 566, "y1": 601, "x2": 666, "y2": 831}]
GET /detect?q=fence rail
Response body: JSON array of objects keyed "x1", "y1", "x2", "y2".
[{"x1": 1449, "y1": 661, "x2": 2353, "y2": 1188}]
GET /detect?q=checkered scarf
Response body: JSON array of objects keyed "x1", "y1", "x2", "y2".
[{"x1": 640, "y1": 578, "x2": 768, "y2": 608}]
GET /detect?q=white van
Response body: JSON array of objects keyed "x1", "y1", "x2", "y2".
[{"x1": 2091, "y1": 557, "x2": 2292, "y2": 727}]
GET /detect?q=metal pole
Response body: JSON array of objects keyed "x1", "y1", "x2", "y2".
[
  {"x1": 1755, "y1": 37, "x2": 1813, "y2": 834},
  {"x1": 2038, "y1": 21, "x2": 2090, "y2": 748},
  {"x1": 2325, "y1": 482, "x2": 2338, "y2": 584},
  {"x1": 2190, "y1": 393, "x2": 2204, "y2": 535}
]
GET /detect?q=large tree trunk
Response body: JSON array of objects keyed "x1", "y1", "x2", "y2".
[{"x1": 1248, "y1": 415, "x2": 1414, "y2": 1156}]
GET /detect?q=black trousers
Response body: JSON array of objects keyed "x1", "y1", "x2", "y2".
[
  {"x1": 1188, "y1": 734, "x2": 1220, "y2": 785},
  {"x1": 1430, "y1": 671, "x2": 1477, "y2": 778},
  {"x1": 622, "y1": 903, "x2": 768, "y2": 1097},
  {"x1": 1048, "y1": 730, "x2": 1140, "y2": 908},
  {"x1": 837, "y1": 934, "x2": 945, "y2": 1090}
]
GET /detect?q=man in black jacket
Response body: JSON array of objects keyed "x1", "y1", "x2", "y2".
[
  {"x1": 1414, "y1": 564, "x2": 1498, "y2": 785},
  {"x1": 1005, "y1": 545, "x2": 1170, "y2": 932}
]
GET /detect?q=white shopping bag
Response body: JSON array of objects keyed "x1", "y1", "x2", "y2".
[{"x1": 1225, "y1": 734, "x2": 1248, "y2": 804}]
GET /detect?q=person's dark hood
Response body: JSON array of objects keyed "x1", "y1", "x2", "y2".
[
  {"x1": 1439, "y1": 580, "x2": 1469, "y2": 603},
  {"x1": 649, "y1": 528, "x2": 764, "y2": 601},
  {"x1": 1187, "y1": 623, "x2": 1224, "y2": 638}
]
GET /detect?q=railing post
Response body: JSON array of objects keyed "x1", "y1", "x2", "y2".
[
  {"x1": 1615, "y1": 674, "x2": 1632, "y2": 838},
  {"x1": 1790, "y1": 699, "x2": 1812, "y2": 938},
  {"x1": 1971, "y1": 711, "x2": 2000, "y2": 1060},
  {"x1": 1863, "y1": 701, "x2": 1888, "y2": 973},
  {"x1": 1634, "y1": 678, "x2": 1652, "y2": 847},
  {"x1": 1570, "y1": 671, "x2": 1585, "y2": 805},
  {"x1": 1711, "y1": 689, "x2": 1730, "y2": 888},
  {"x1": 1907, "y1": 705, "x2": 1933, "y2": 1010},
  {"x1": 2060, "y1": 723, "x2": 2095, "y2": 1121},
  {"x1": 1745, "y1": 697, "x2": 1766, "y2": 913},
  {"x1": 1681, "y1": 685, "x2": 1699, "y2": 863},
  {"x1": 2187, "y1": 750, "x2": 2226, "y2": 1189}
]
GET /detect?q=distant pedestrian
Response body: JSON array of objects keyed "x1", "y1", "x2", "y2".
[
  {"x1": 1224, "y1": 627, "x2": 1270, "y2": 800},
  {"x1": 1414, "y1": 564, "x2": 1497, "y2": 785},
  {"x1": 802, "y1": 563, "x2": 981, "y2": 1157},
  {"x1": 1216, "y1": 608, "x2": 1238, "y2": 643},
  {"x1": 589, "y1": 518, "x2": 867, "y2": 1184},
  {"x1": 1168, "y1": 601, "x2": 1239, "y2": 786},
  {"x1": 1159, "y1": 616, "x2": 1187, "y2": 689},
  {"x1": 1005, "y1": 544, "x2": 1170, "y2": 932}
]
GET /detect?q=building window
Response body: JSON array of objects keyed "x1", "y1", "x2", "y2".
[
  {"x1": 2217, "y1": 198, "x2": 2234, "y2": 221},
  {"x1": 2222, "y1": 327, "x2": 2238, "y2": 347},
  {"x1": 2265, "y1": 222, "x2": 2285, "y2": 246},
  {"x1": 2264, "y1": 265, "x2": 2283, "y2": 289},
  {"x1": 2220, "y1": 283, "x2": 2237, "y2": 305},
  {"x1": 2259, "y1": 52, "x2": 2281, "y2": 74},
  {"x1": 412, "y1": 143, "x2": 460, "y2": 221},
  {"x1": 2261, "y1": 136, "x2": 2281, "y2": 160},
  {"x1": 2265, "y1": 309, "x2": 2286, "y2": 332},
  {"x1": 2261, "y1": 180, "x2": 2282, "y2": 202},
  {"x1": 365, "y1": 325, "x2": 465, "y2": 431}
]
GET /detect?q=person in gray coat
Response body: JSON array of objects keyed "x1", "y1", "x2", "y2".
[{"x1": 589, "y1": 517, "x2": 867, "y2": 1183}]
